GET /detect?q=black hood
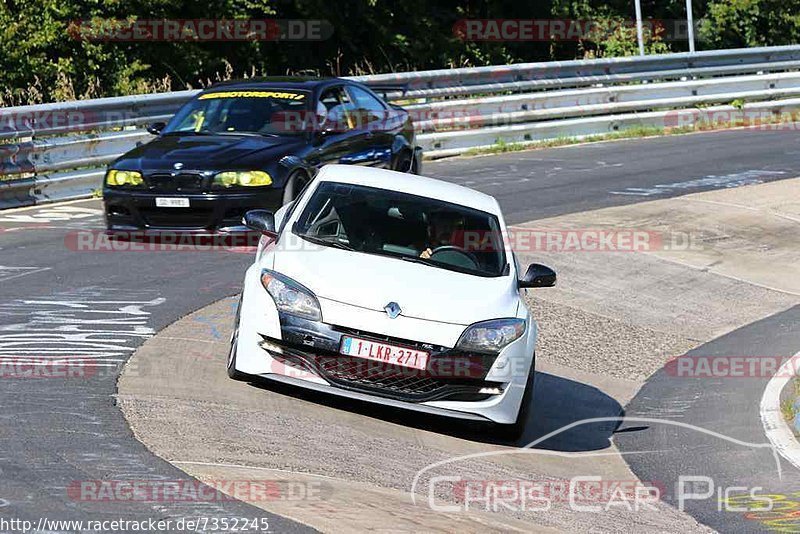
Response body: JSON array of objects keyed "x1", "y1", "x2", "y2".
[{"x1": 116, "y1": 133, "x2": 305, "y2": 172}]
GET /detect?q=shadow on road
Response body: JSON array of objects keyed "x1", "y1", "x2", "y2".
[
  {"x1": 522, "y1": 371, "x2": 623, "y2": 451},
  {"x1": 247, "y1": 370, "x2": 622, "y2": 452}
]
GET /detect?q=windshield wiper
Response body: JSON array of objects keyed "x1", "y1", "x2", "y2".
[{"x1": 295, "y1": 233, "x2": 354, "y2": 251}]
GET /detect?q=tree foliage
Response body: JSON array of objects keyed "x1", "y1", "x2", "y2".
[{"x1": 0, "y1": 0, "x2": 795, "y2": 103}]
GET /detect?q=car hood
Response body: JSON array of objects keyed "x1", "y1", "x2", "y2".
[
  {"x1": 272, "y1": 245, "x2": 519, "y2": 326},
  {"x1": 117, "y1": 133, "x2": 303, "y2": 170}
]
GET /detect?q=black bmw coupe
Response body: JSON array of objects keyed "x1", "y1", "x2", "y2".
[{"x1": 103, "y1": 77, "x2": 422, "y2": 233}]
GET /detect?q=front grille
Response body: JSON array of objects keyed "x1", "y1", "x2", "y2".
[
  {"x1": 139, "y1": 207, "x2": 213, "y2": 228},
  {"x1": 147, "y1": 173, "x2": 205, "y2": 192},
  {"x1": 267, "y1": 342, "x2": 498, "y2": 403}
]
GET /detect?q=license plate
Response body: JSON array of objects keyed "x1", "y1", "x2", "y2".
[
  {"x1": 340, "y1": 336, "x2": 429, "y2": 371},
  {"x1": 155, "y1": 197, "x2": 190, "y2": 208}
]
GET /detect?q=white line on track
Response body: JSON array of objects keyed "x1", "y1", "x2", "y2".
[
  {"x1": 0, "y1": 198, "x2": 98, "y2": 215},
  {"x1": 760, "y1": 351, "x2": 800, "y2": 470}
]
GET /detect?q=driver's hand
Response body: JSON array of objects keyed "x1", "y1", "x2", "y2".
[{"x1": 420, "y1": 248, "x2": 433, "y2": 259}]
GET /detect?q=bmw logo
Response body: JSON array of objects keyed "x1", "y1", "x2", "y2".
[{"x1": 173, "y1": 162, "x2": 184, "y2": 170}]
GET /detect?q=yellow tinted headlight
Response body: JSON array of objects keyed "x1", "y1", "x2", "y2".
[
  {"x1": 106, "y1": 170, "x2": 143, "y2": 186},
  {"x1": 213, "y1": 171, "x2": 272, "y2": 187}
]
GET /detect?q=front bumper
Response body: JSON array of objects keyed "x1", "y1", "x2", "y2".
[
  {"x1": 261, "y1": 314, "x2": 503, "y2": 404},
  {"x1": 103, "y1": 188, "x2": 284, "y2": 232},
  {"x1": 232, "y1": 265, "x2": 536, "y2": 424}
]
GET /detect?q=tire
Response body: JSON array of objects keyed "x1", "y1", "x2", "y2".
[
  {"x1": 393, "y1": 150, "x2": 414, "y2": 173},
  {"x1": 282, "y1": 170, "x2": 310, "y2": 205},
  {"x1": 495, "y1": 362, "x2": 535, "y2": 441},
  {"x1": 410, "y1": 152, "x2": 421, "y2": 174},
  {"x1": 227, "y1": 294, "x2": 248, "y2": 381}
]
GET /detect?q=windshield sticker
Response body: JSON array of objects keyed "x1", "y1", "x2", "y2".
[{"x1": 198, "y1": 91, "x2": 306, "y2": 100}]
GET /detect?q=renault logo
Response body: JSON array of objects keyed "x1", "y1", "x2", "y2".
[{"x1": 384, "y1": 302, "x2": 401, "y2": 319}]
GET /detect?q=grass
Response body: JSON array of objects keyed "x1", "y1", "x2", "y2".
[
  {"x1": 782, "y1": 378, "x2": 800, "y2": 435},
  {"x1": 459, "y1": 111, "x2": 800, "y2": 158}
]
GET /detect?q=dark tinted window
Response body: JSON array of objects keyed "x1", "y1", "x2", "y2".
[
  {"x1": 293, "y1": 181, "x2": 507, "y2": 277},
  {"x1": 164, "y1": 89, "x2": 310, "y2": 136}
]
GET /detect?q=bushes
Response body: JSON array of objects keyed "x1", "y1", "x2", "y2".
[{"x1": 0, "y1": 0, "x2": 795, "y2": 104}]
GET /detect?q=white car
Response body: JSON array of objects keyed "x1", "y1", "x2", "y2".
[{"x1": 227, "y1": 165, "x2": 555, "y2": 436}]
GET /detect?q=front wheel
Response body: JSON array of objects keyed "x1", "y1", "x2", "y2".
[{"x1": 393, "y1": 150, "x2": 414, "y2": 173}]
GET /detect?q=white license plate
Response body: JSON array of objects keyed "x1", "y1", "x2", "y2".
[
  {"x1": 155, "y1": 197, "x2": 190, "y2": 208},
  {"x1": 340, "y1": 336, "x2": 429, "y2": 371}
]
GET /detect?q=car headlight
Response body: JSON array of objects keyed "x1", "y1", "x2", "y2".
[
  {"x1": 214, "y1": 171, "x2": 272, "y2": 187},
  {"x1": 260, "y1": 269, "x2": 321, "y2": 321},
  {"x1": 106, "y1": 170, "x2": 143, "y2": 186},
  {"x1": 456, "y1": 318, "x2": 526, "y2": 354}
]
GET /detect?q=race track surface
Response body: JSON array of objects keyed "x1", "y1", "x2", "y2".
[{"x1": 2, "y1": 126, "x2": 800, "y2": 530}]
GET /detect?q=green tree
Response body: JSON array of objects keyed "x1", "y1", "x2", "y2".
[{"x1": 700, "y1": 0, "x2": 800, "y2": 48}]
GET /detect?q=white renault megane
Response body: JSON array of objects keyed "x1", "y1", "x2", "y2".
[{"x1": 227, "y1": 164, "x2": 555, "y2": 436}]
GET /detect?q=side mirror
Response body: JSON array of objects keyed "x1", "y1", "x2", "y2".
[
  {"x1": 147, "y1": 122, "x2": 166, "y2": 135},
  {"x1": 243, "y1": 210, "x2": 276, "y2": 235},
  {"x1": 519, "y1": 263, "x2": 556, "y2": 289}
]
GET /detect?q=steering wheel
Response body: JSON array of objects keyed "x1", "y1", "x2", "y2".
[{"x1": 428, "y1": 245, "x2": 480, "y2": 269}]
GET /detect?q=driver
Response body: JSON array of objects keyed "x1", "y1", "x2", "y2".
[{"x1": 420, "y1": 211, "x2": 464, "y2": 259}]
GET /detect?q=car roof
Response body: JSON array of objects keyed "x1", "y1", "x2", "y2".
[
  {"x1": 315, "y1": 165, "x2": 502, "y2": 216},
  {"x1": 206, "y1": 77, "x2": 346, "y2": 91}
]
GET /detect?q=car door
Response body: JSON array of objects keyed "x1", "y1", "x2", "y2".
[
  {"x1": 344, "y1": 84, "x2": 395, "y2": 168},
  {"x1": 308, "y1": 85, "x2": 370, "y2": 168}
]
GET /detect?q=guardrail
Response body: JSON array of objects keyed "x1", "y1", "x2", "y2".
[{"x1": 3, "y1": 45, "x2": 800, "y2": 208}]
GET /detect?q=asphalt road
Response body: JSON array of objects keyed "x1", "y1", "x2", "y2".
[
  {"x1": 616, "y1": 305, "x2": 800, "y2": 533},
  {"x1": 1, "y1": 126, "x2": 800, "y2": 530}
]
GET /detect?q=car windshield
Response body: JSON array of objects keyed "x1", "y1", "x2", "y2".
[
  {"x1": 292, "y1": 181, "x2": 507, "y2": 277},
  {"x1": 162, "y1": 89, "x2": 310, "y2": 136}
]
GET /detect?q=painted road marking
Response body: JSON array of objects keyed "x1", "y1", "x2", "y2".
[
  {"x1": 760, "y1": 351, "x2": 800, "y2": 471},
  {"x1": 0, "y1": 266, "x2": 51, "y2": 282},
  {"x1": 0, "y1": 288, "x2": 164, "y2": 362},
  {"x1": 610, "y1": 170, "x2": 786, "y2": 196},
  {"x1": 0, "y1": 205, "x2": 103, "y2": 223}
]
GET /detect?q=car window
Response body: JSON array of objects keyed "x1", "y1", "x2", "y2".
[
  {"x1": 292, "y1": 181, "x2": 507, "y2": 277},
  {"x1": 317, "y1": 87, "x2": 354, "y2": 132},
  {"x1": 345, "y1": 86, "x2": 388, "y2": 127},
  {"x1": 164, "y1": 89, "x2": 310, "y2": 136}
]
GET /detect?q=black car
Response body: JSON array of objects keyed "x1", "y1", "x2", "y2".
[{"x1": 103, "y1": 77, "x2": 422, "y2": 233}]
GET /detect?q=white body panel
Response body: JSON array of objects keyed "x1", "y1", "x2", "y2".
[{"x1": 232, "y1": 165, "x2": 539, "y2": 424}]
